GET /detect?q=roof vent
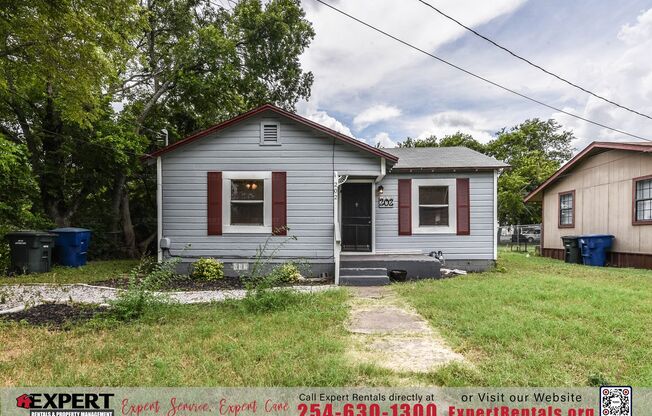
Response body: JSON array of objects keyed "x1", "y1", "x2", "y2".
[{"x1": 260, "y1": 121, "x2": 280, "y2": 145}]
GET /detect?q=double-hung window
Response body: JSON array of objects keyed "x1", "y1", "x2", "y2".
[
  {"x1": 222, "y1": 172, "x2": 272, "y2": 233},
  {"x1": 634, "y1": 176, "x2": 652, "y2": 224},
  {"x1": 411, "y1": 179, "x2": 456, "y2": 234},
  {"x1": 558, "y1": 191, "x2": 575, "y2": 228}
]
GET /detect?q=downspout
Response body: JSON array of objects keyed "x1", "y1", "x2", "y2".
[
  {"x1": 157, "y1": 156, "x2": 163, "y2": 263},
  {"x1": 375, "y1": 157, "x2": 386, "y2": 183}
]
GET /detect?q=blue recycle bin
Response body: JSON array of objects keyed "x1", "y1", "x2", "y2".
[
  {"x1": 50, "y1": 227, "x2": 92, "y2": 267},
  {"x1": 578, "y1": 234, "x2": 614, "y2": 267}
]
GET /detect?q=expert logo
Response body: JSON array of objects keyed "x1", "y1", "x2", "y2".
[{"x1": 15, "y1": 393, "x2": 114, "y2": 416}]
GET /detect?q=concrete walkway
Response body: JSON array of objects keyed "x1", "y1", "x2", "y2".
[
  {"x1": 346, "y1": 286, "x2": 464, "y2": 373},
  {"x1": 0, "y1": 283, "x2": 336, "y2": 314}
]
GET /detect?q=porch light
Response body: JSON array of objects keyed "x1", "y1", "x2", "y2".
[{"x1": 377, "y1": 185, "x2": 384, "y2": 195}]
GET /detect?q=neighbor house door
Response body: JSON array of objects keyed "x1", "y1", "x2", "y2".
[{"x1": 341, "y1": 182, "x2": 372, "y2": 252}]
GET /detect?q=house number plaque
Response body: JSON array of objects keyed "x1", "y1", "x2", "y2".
[{"x1": 378, "y1": 197, "x2": 394, "y2": 208}]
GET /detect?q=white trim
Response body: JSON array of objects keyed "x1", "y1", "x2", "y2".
[
  {"x1": 157, "y1": 156, "x2": 163, "y2": 262},
  {"x1": 259, "y1": 120, "x2": 281, "y2": 145},
  {"x1": 333, "y1": 171, "x2": 340, "y2": 285},
  {"x1": 222, "y1": 171, "x2": 272, "y2": 234},
  {"x1": 411, "y1": 178, "x2": 457, "y2": 234},
  {"x1": 493, "y1": 170, "x2": 498, "y2": 260}
]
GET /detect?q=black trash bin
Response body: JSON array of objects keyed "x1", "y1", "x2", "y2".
[
  {"x1": 561, "y1": 235, "x2": 582, "y2": 264},
  {"x1": 5, "y1": 231, "x2": 56, "y2": 274}
]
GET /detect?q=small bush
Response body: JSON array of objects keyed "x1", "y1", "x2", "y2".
[
  {"x1": 191, "y1": 258, "x2": 224, "y2": 280},
  {"x1": 269, "y1": 262, "x2": 302, "y2": 283}
]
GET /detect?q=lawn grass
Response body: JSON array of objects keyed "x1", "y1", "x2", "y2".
[
  {"x1": 0, "y1": 289, "x2": 387, "y2": 386},
  {"x1": 0, "y1": 260, "x2": 138, "y2": 285},
  {"x1": 394, "y1": 250, "x2": 652, "y2": 386}
]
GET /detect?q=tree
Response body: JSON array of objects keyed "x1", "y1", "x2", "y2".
[
  {"x1": 486, "y1": 119, "x2": 574, "y2": 224},
  {"x1": 0, "y1": 0, "x2": 144, "y2": 226},
  {"x1": 438, "y1": 132, "x2": 486, "y2": 153},
  {"x1": 113, "y1": 0, "x2": 316, "y2": 256}
]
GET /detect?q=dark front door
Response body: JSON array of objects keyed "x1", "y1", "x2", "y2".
[{"x1": 341, "y1": 183, "x2": 372, "y2": 252}]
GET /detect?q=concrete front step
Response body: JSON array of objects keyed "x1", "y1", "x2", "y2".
[
  {"x1": 339, "y1": 276, "x2": 390, "y2": 286},
  {"x1": 340, "y1": 267, "x2": 387, "y2": 277}
]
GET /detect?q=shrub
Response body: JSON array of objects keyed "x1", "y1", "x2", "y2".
[
  {"x1": 191, "y1": 258, "x2": 224, "y2": 280},
  {"x1": 270, "y1": 262, "x2": 302, "y2": 283}
]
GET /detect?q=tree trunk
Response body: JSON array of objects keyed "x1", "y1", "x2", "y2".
[{"x1": 121, "y1": 187, "x2": 139, "y2": 258}]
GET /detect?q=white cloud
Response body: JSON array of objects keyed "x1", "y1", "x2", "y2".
[
  {"x1": 618, "y1": 8, "x2": 652, "y2": 44},
  {"x1": 370, "y1": 132, "x2": 397, "y2": 148},
  {"x1": 353, "y1": 104, "x2": 401, "y2": 130},
  {"x1": 301, "y1": 108, "x2": 354, "y2": 137}
]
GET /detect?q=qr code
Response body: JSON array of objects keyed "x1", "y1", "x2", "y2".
[{"x1": 600, "y1": 386, "x2": 632, "y2": 416}]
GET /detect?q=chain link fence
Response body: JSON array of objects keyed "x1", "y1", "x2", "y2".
[{"x1": 498, "y1": 224, "x2": 541, "y2": 251}]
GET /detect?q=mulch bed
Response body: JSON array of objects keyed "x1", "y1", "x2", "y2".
[
  {"x1": 1, "y1": 303, "x2": 107, "y2": 328},
  {"x1": 94, "y1": 275, "x2": 332, "y2": 291}
]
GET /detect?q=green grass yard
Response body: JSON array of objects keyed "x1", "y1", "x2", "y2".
[
  {"x1": 0, "y1": 251, "x2": 651, "y2": 386},
  {"x1": 394, "y1": 250, "x2": 652, "y2": 386},
  {"x1": 0, "y1": 260, "x2": 138, "y2": 285}
]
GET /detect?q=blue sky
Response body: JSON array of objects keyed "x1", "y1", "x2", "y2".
[{"x1": 297, "y1": 0, "x2": 652, "y2": 151}]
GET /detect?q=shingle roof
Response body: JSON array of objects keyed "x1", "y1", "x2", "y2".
[{"x1": 383, "y1": 147, "x2": 509, "y2": 170}]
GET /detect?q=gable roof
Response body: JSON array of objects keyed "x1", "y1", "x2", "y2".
[
  {"x1": 144, "y1": 103, "x2": 399, "y2": 162},
  {"x1": 383, "y1": 147, "x2": 509, "y2": 171},
  {"x1": 524, "y1": 141, "x2": 652, "y2": 202}
]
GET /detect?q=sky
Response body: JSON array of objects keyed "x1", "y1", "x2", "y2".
[{"x1": 296, "y1": 0, "x2": 652, "y2": 151}]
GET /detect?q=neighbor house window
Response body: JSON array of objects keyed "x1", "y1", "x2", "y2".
[
  {"x1": 411, "y1": 179, "x2": 456, "y2": 234},
  {"x1": 558, "y1": 191, "x2": 575, "y2": 228},
  {"x1": 223, "y1": 172, "x2": 272, "y2": 233},
  {"x1": 634, "y1": 176, "x2": 652, "y2": 224}
]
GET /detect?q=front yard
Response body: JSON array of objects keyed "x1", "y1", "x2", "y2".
[{"x1": 1, "y1": 251, "x2": 651, "y2": 386}]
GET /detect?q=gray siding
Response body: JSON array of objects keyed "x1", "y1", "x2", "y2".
[
  {"x1": 161, "y1": 110, "x2": 380, "y2": 262},
  {"x1": 375, "y1": 172, "x2": 496, "y2": 260}
]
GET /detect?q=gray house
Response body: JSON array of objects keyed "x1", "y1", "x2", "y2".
[{"x1": 146, "y1": 104, "x2": 508, "y2": 284}]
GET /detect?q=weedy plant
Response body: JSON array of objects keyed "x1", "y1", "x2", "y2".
[
  {"x1": 109, "y1": 255, "x2": 180, "y2": 320},
  {"x1": 240, "y1": 227, "x2": 306, "y2": 312}
]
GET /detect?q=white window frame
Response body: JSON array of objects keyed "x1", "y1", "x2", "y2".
[
  {"x1": 222, "y1": 171, "x2": 272, "y2": 234},
  {"x1": 260, "y1": 120, "x2": 281, "y2": 146},
  {"x1": 411, "y1": 178, "x2": 457, "y2": 234}
]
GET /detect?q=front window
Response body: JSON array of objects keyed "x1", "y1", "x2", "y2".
[
  {"x1": 634, "y1": 177, "x2": 652, "y2": 223},
  {"x1": 411, "y1": 179, "x2": 456, "y2": 233},
  {"x1": 223, "y1": 172, "x2": 271, "y2": 233},
  {"x1": 419, "y1": 186, "x2": 449, "y2": 226},
  {"x1": 559, "y1": 191, "x2": 574, "y2": 227},
  {"x1": 231, "y1": 179, "x2": 264, "y2": 225}
]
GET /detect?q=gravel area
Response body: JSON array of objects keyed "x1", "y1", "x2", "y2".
[{"x1": 0, "y1": 283, "x2": 337, "y2": 314}]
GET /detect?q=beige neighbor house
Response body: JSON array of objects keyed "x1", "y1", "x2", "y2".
[{"x1": 525, "y1": 141, "x2": 652, "y2": 269}]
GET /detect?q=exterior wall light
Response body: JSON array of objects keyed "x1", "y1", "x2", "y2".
[{"x1": 377, "y1": 185, "x2": 384, "y2": 195}]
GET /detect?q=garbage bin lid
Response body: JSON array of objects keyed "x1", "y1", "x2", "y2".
[
  {"x1": 5, "y1": 230, "x2": 57, "y2": 237},
  {"x1": 579, "y1": 234, "x2": 614, "y2": 238},
  {"x1": 50, "y1": 227, "x2": 91, "y2": 233}
]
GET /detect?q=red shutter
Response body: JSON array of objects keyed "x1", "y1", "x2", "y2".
[
  {"x1": 272, "y1": 172, "x2": 287, "y2": 235},
  {"x1": 457, "y1": 178, "x2": 470, "y2": 235},
  {"x1": 207, "y1": 172, "x2": 222, "y2": 235},
  {"x1": 398, "y1": 179, "x2": 412, "y2": 236}
]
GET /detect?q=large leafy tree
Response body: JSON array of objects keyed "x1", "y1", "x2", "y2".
[
  {"x1": 112, "y1": 0, "x2": 316, "y2": 256},
  {"x1": 0, "y1": 0, "x2": 315, "y2": 258},
  {"x1": 0, "y1": 0, "x2": 144, "y2": 226},
  {"x1": 395, "y1": 120, "x2": 574, "y2": 224}
]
